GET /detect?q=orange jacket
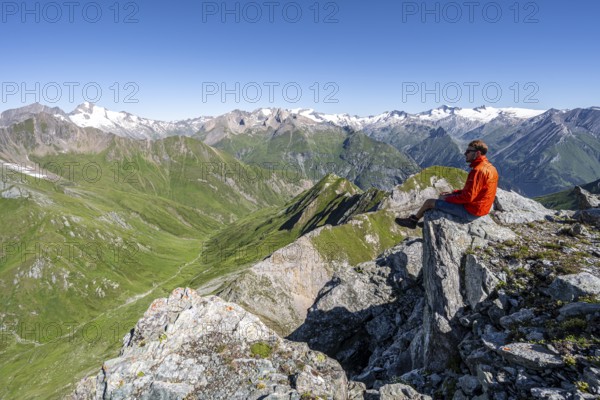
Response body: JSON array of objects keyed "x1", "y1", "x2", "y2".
[{"x1": 445, "y1": 155, "x2": 498, "y2": 216}]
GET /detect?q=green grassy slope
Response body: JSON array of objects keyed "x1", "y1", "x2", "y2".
[
  {"x1": 212, "y1": 128, "x2": 420, "y2": 190},
  {"x1": 191, "y1": 174, "x2": 388, "y2": 285},
  {"x1": 0, "y1": 135, "x2": 300, "y2": 399},
  {"x1": 535, "y1": 177, "x2": 600, "y2": 210}
]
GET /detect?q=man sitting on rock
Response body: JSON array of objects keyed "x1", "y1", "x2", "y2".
[{"x1": 395, "y1": 140, "x2": 499, "y2": 229}]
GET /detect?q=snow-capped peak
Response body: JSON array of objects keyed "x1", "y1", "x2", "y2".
[
  {"x1": 416, "y1": 105, "x2": 545, "y2": 123},
  {"x1": 68, "y1": 103, "x2": 209, "y2": 140},
  {"x1": 1, "y1": 102, "x2": 550, "y2": 141}
]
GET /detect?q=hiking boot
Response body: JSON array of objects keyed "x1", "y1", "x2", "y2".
[{"x1": 395, "y1": 215, "x2": 419, "y2": 229}]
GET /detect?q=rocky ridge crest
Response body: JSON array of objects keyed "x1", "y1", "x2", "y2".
[{"x1": 72, "y1": 182, "x2": 600, "y2": 399}]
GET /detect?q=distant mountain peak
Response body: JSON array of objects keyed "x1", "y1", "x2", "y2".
[
  {"x1": 71, "y1": 101, "x2": 97, "y2": 113},
  {"x1": 0, "y1": 103, "x2": 67, "y2": 127},
  {"x1": 438, "y1": 104, "x2": 460, "y2": 111},
  {"x1": 66, "y1": 103, "x2": 209, "y2": 140},
  {"x1": 429, "y1": 127, "x2": 448, "y2": 138},
  {"x1": 388, "y1": 110, "x2": 408, "y2": 118}
]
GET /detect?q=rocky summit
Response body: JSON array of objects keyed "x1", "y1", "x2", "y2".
[
  {"x1": 71, "y1": 288, "x2": 348, "y2": 400},
  {"x1": 72, "y1": 185, "x2": 600, "y2": 399}
]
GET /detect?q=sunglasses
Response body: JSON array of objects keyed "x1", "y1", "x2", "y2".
[{"x1": 464, "y1": 149, "x2": 478, "y2": 154}]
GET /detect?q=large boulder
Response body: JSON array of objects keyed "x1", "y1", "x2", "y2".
[
  {"x1": 493, "y1": 188, "x2": 553, "y2": 223},
  {"x1": 547, "y1": 272, "x2": 600, "y2": 302},
  {"x1": 71, "y1": 288, "x2": 348, "y2": 400},
  {"x1": 381, "y1": 175, "x2": 456, "y2": 214},
  {"x1": 574, "y1": 186, "x2": 600, "y2": 209},
  {"x1": 574, "y1": 208, "x2": 600, "y2": 228}
]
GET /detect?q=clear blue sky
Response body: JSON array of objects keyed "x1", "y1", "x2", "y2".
[{"x1": 1, "y1": 0, "x2": 599, "y2": 120}]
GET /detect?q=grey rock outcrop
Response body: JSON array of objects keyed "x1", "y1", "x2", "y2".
[
  {"x1": 219, "y1": 233, "x2": 341, "y2": 336},
  {"x1": 288, "y1": 185, "x2": 599, "y2": 399},
  {"x1": 381, "y1": 175, "x2": 456, "y2": 214},
  {"x1": 71, "y1": 288, "x2": 348, "y2": 400},
  {"x1": 574, "y1": 208, "x2": 600, "y2": 228},
  {"x1": 379, "y1": 383, "x2": 433, "y2": 400},
  {"x1": 464, "y1": 255, "x2": 500, "y2": 309},
  {"x1": 382, "y1": 237, "x2": 423, "y2": 286},
  {"x1": 416, "y1": 211, "x2": 515, "y2": 372},
  {"x1": 574, "y1": 186, "x2": 600, "y2": 209},
  {"x1": 548, "y1": 272, "x2": 600, "y2": 302},
  {"x1": 289, "y1": 239, "x2": 424, "y2": 379},
  {"x1": 1, "y1": 185, "x2": 29, "y2": 199},
  {"x1": 493, "y1": 188, "x2": 553, "y2": 223}
]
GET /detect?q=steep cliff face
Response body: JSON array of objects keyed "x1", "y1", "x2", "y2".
[
  {"x1": 288, "y1": 238, "x2": 425, "y2": 379},
  {"x1": 217, "y1": 233, "x2": 337, "y2": 336}
]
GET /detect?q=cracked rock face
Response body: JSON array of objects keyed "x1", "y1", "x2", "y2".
[
  {"x1": 416, "y1": 210, "x2": 515, "y2": 372},
  {"x1": 464, "y1": 254, "x2": 500, "y2": 310},
  {"x1": 289, "y1": 240, "x2": 418, "y2": 371},
  {"x1": 71, "y1": 288, "x2": 347, "y2": 400},
  {"x1": 218, "y1": 233, "x2": 339, "y2": 337},
  {"x1": 289, "y1": 238, "x2": 426, "y2": 381}
]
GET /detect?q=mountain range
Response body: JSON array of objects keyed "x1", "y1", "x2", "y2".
[
  {"x1": 0, "y1": 103, "x2": 545, "y2": 142},
  {"x1": 4, "y1": 102, "x2": 600, "y2": 196}
]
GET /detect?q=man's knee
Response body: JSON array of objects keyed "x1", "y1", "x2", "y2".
[{"x1": 425, "y1": 199, "x2": 437, "y2": 208}]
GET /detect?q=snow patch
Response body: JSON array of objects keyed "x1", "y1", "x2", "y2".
[{"x1": 2, "y1": 162, "x2": 49, "y2": 179}]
